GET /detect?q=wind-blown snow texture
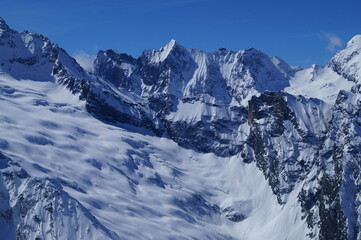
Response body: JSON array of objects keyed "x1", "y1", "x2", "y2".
[{"x1": 1, "y1": 17, "x2": 361, "y2": 239}]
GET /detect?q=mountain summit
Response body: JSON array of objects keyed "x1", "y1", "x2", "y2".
[{"x1": 329, "y1": 34, "x2": 361, "y2": 83}]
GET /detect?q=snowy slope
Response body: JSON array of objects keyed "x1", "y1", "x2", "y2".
[{"x1": 285, "y1": 64, "x2": 354, "y2": 104}]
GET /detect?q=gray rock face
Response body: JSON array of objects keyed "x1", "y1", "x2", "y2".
[
  {"x1": 247, "y1": 92, "x2": 329, "y2": 203},
  {"x1": 245, "y1": 87, "x2": 361, "y2": 238}
]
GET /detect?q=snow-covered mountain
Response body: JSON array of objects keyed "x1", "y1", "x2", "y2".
[
  {"x1": 93, "y1": 39, "x2": 301, "y2": 156},
  {"x1": 1, "y1": 17, "x2": 361, "y2": 239},
  {"x1": 285, "y1": 35, "x2": 361, "y2": 104}
]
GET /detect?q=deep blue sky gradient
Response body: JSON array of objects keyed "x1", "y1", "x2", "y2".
[{"x1": 1, "y1": 0, "x2": 360, "y2": 67}]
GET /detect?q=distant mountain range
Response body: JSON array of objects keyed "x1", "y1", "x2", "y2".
[{"x1": 0, "y1": 17, "x2": 361, "y2": 239}]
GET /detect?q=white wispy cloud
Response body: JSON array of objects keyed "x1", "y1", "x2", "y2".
[
  {"x1": 73, "y1": 51, "x2": 96, "y2": 72},
  {"x1": 323, "y1": 33, "x2": 343, "y2": 52}
]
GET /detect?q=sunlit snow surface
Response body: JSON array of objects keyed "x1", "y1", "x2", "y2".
[
  {"x1": 0, "y1": 72, "x2": 308, "y2": 239},
  {"x1": 285, "y1": 65, "x2": 354, "y2": 104}
]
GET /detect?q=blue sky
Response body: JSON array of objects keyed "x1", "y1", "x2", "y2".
[{"x1": 0, "y1": 0, "x2": 360, "y2": 67}]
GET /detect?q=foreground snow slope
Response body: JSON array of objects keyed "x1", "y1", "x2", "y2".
[{"x1": 0, "y1": 72, "x2": 307, "y2": 239}]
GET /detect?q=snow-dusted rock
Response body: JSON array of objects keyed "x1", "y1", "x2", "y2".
[
  {"x1": 0, "y1": 153, "x2": 119, "y2": 240},
  {"x1": 329, "y1": 35, "x2": 361, "y2": 83}
]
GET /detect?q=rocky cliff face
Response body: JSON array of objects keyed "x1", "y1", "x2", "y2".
[
  {"x1": 246, "y1": 92, "x2": 330, "y2": 203},
  {"x1": 1, "y1": 17, "x2": 361, "y2": 239}
]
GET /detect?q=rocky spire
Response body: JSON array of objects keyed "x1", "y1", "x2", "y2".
[{"x1": 0, "y1": 17, "x2": 10, "y2": 31}]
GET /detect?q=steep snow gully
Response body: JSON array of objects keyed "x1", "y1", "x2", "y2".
[{"x1": 1, "y1": 17, "x2": 361, "y2": 239}]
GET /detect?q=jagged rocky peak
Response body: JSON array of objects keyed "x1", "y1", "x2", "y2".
[
  {"x1": 93, "y1": 39, "x2": 296, "y2": 103},
  {"x1": 0, "y1": 17, "x2": 10, "y2": 32},
  {"x1": 346, "y1": 34, "x2": 361, "y2": 48},
  {"x1": 0, "y1": 17, "x2": 16, "y2": 38},
  {"x1": 136, "y1": 40, "x2": 197, "y2": 97},
  {"x1": 142, "y1": 39, "x2": 191, "y2": 64},
  {"x1": 155, "y1": 39, "x2": 185, "y2": 61},
  {"x1": 94, "y1": 49, "x2": 136, "y2": 77},
  {"x1": 231, "y1": 47, "x2": 292, "y2": 93},
  {"x1": 271, "y1": 56, "x2": 302, "y2": 75},
  {"x1": 93, "y1": 49, "x2": 140, "y2": 92},
  {"x1": 161, "y1": 39, "x2": 178, "y2": 52},
  {"x1": 328, "y1": 34, "x2": 361, "y2": 83},
  {"x1": 0, "y1": 23, "x2": 57, "y2": 80},
  {"x1": 216, "y1": 47, "x2": 229, "y2": 53},
  {"x1": 96, "y1": 49, "x2": 136, "y2": 64},
  {"x1": 0, "y1": 18, "x2": 52, "y2": 53},
  {"x1": 242, "y1": 47, "x2": 284, "y2": 64},
  {"x1": 0, "y1": 18, "x2": 16, "y2": 41},
  {"x1": 0, "y1": 19, "x2": 89, "y2": 83}
]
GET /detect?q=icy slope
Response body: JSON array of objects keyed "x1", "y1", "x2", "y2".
[{"x1": 0, "y1": 72, "x2": 308, "y2": 239}]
